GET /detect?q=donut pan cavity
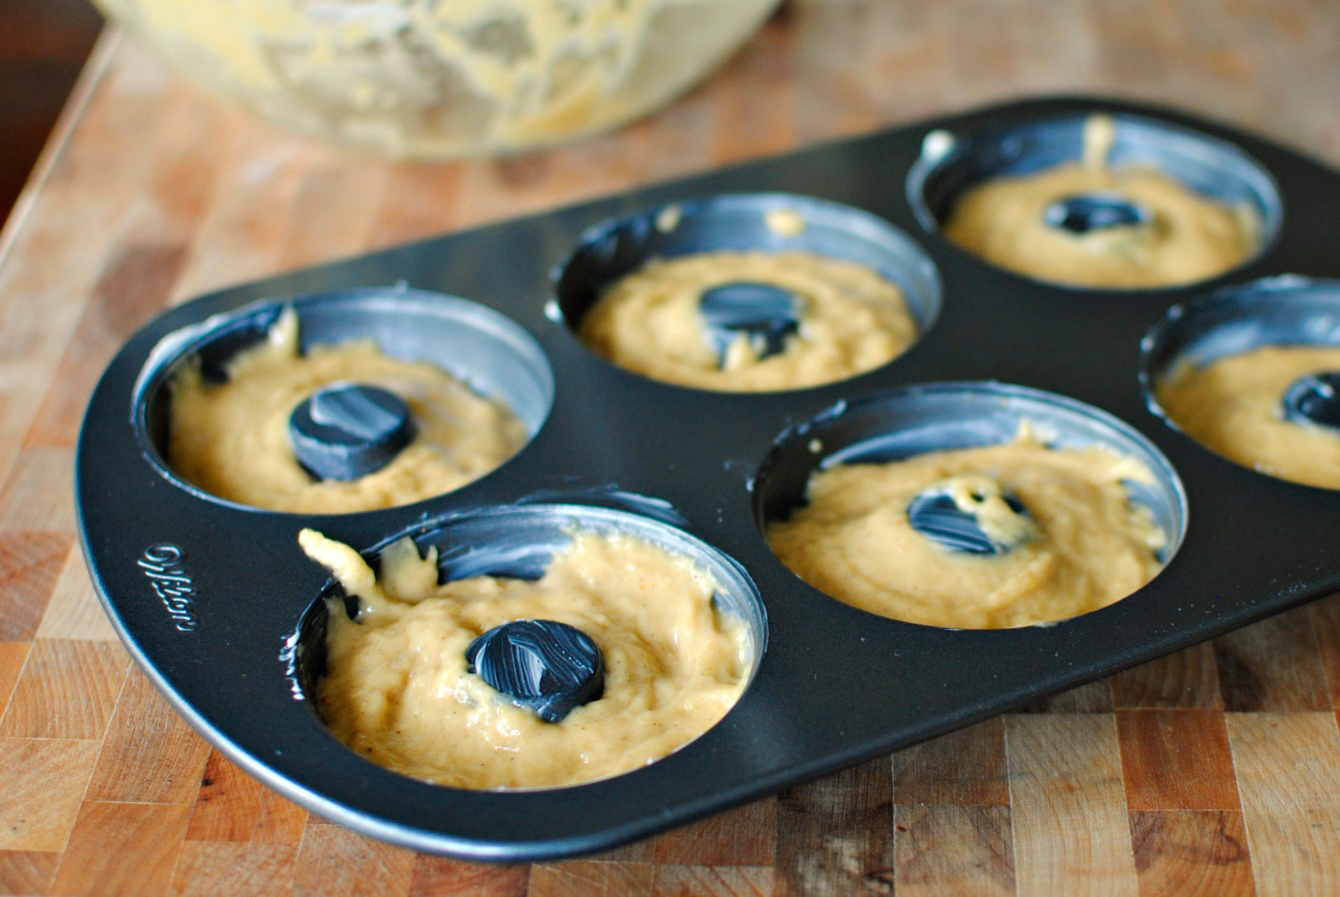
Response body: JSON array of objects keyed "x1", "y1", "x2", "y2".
[{"x1": 77, "y1": 96, "x2": 1340, "y2": 861}]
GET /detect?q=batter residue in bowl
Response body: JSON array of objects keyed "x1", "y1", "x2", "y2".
[
  {"x1": 579, "y1": 249, "x2": 917, "y2": 391},
  {"x1": 92, "y1": 0, "x2": 781, "y2": 157},
  {"x1": 167, "y1": 307, "x2": 527, "y2": 513},
  {"x1": 300, "y1": 526, "x2": 753, "y2": 789},
  {"x1": 1156, "y1": 344, "x2": 1340, "y2": 489},
  {"x1": 766, "y1": 425, "x2": 1166, "y2": 629}
]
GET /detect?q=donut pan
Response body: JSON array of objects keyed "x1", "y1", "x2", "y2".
[{"x1": 76, "y1": 95, "x2": 1340, "y2": 861}]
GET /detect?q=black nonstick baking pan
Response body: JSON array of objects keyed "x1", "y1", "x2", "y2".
[{"x1": 75, "y1": 95, "x2": 1340, "y2": 861}]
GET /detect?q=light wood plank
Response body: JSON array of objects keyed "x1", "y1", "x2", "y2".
[
  {"x1": 1215, "y1": 609, "x2": 1330, "y2": 712},
  {"x1": 1129, "y1": 810, "x2": 1255, "y2": 897},
  {"x1": 185, "y1": 749, "x2": 308, "y2": 845},
  {"x1": 0, "y1": 532, "x2": 69, "y2": 641},
  {"x1": 26, "y1": 241, "x2": 188, "y2": 450},
  {"x1": 651, "y1": 864, "x2": 774, "y2": 897},
  {"x1": 528, "y1": 860, "x2": 655, "y2": 897},
  {"x1": 710, "y1": 16, "x2": 796, "y2": 167},
  {"x1": 3, "y1": 1, "x2": 1340, "y2": 893},
  {"x1": 1309, "y1": 593, "x2": 1340, "y2": 710},
  {"x1": 0, "y1": 642, "x2": 29, "y2": 719},
  {"x1": 1238, "y1": 809, "x2": 1340, "y2": 897},
  {"x1": 407, "y1": 854, "x2": 529, "y2": 897},
  {"x1": 774, "y1": 757, "x2": 894, "y2": 897},
  {"x1": 893, "y1": 718, "x2": 1009, "y2": 807},
  {"x1": 0, "y1": 450, "x2": 76, "y2": 534},
  {"x1": 1006, "y1": 714, "x2": 1139, "y2": 897},
  {"x1": 0, "y1": 738, "x2": 100, "y2": 851},
  {"x1": 585, "y1": 837, "x2": 656, "y2": 865},
  {"x1": 277, "y1": 160, "x2": 391, "y2": 272},
  {"x1": 166, "y1": 110, "x2": 319, "y2": 302},
  {"x1": 0, "y1": 239, "x2": 99, "y2": 496},
  {"x1": 292, "y1": 823, "x2": 417, "y2": 897},
  {"x1": 36, "y1": 546, "x2": 121, "y2": 642},
  {"x1": 366, "y1": 160, "x2": 467, "y2": 251},
  {"x1": 0, "y1": 638, "x2": 128, "y2": 740},
  {"x1": 651, "y1": 800, "x2": 776, "y2": 867},
  {"x1": 0, "y1": 849, "x2": 60, "y2": 897},
  {"x1": 894, "y1": 804, "x2": 1014, "y2": 897},
  {"x1": 1226, "y1": 713, "x2": 1340, "y2": 897},
  {"x1": 1022, "y1": 678, "x2": 1115, "y2": 714},
  {"x1": 49, "y1": 800, "x2": 192, "y2": 897},
  {"x1": 1112, "y1": 643, "x2": 1224, "y2": 709},
  {"x1": 109, "y1": 72, "x2": 236, "y2": 250},
  {"x1": 170, "y1": 842, "x2": 298, "y2": 897},
  {"x1": 86, "y1": 671, "x2": 212, "y2": 805}
]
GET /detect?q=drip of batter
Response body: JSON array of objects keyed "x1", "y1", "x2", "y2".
[
  {"x1": 167, "y1": 307, "x2": 528, "y2": 513},
  {"x1": 579, "y1": 249, "x2": 917, "y2": 391},
  {"x1": 300, "y1": 527, "x2": 752, "y2": 789},
  {"x1": 1156, "y1": 345, "x2": 1340, "y2": 489},
  {"x1": 766, "y1": 425, "x2": 1166, "y2": 629},
  {"x1": 942, "y1": 115, "x2": 1259, "y2": 288}
]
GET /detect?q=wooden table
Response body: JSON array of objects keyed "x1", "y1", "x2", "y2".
[{"x1": 3, "y1": 1, "x2": 1340, "y2": 894}]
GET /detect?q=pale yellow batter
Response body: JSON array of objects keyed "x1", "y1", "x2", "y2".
[
  {"x1": 93, "y1": 0, "x2": 779, "y2": 157},
  {"x1": 1156, "y1": 345, "x2": 1340, "y2": 489},
  {"x1": 168, "y1": 308, "x2": 527, "y2": 513},
  {"x1": 942, "y1": 117, "x2": 1259, "y2": 288},
  {"x1": 579, "y1": 250, "x2": 918, "y2": 391},
  {"x1": 300, "y1": 527, "x2": 753, "y2": 789},
  {"x1": 766, "y1": 428, "x2": 1166, "y2": 629}
]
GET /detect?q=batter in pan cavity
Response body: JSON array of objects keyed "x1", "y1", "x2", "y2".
[
  {"x1": 1156, "y1": 344, "x2": 1340, "y2": 489},
  {"x1": 766, "y1": 425, "x2": 1166, "y2": 629},
  {"x1": 300, "y1": 527, "x2": 752, "y2": 789},
  {"x1": 579, "y1": 249, "x2": 917, "y2": 391},
  {"x1": 167, "y1": 307, "x2": 527, "y2": 513},
  {"x1": 942, "y1": 115, "x2": 1259, "y2": 288}
]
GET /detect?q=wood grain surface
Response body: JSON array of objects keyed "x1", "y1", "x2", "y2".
[{"x1": 3, "y1": 1, "x2": 1340, "y2": 894}]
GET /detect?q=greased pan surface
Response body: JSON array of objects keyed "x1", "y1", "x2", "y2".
[{"x1": 76, "y1": 96, "x2": 1340, "y2": 861}]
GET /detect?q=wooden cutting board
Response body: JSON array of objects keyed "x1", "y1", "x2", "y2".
[{"x1": 2, "y1": 1, "x2": 1339, "y2": 894}]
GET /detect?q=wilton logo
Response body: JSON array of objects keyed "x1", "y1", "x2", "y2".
[{"x1": 138, "y1": 543, "x2": 198, "y2": 632}]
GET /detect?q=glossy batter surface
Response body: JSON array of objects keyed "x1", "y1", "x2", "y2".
[
  {"x1": 766, "y1": 429, "x2": 1166, "y2": 629},
  {"x1": 301, "y1": 528, "x2": 753, "y2": 789},
  {"x1": 168, "y1": 308, "x2": 527, "y2": 513},
  {"x1": 942, "y1": 117, "x2": 1259, "y2": 288},
  {"x1": 579, "y1": 249, "x2": 917, "y2": 391},
  {"x1": 1156, "y1": 344, "x2": 1340, "y2": 489}
]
